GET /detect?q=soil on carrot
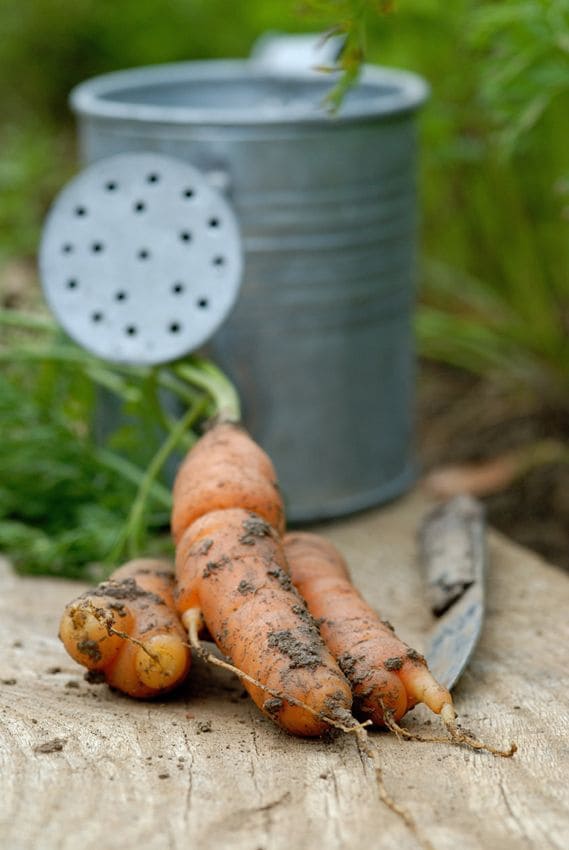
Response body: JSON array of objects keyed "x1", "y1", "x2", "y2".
[{"x1": 418, "y1": 362, "x2": 569, "y2": 572}]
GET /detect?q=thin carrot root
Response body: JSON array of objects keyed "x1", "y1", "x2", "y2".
[
  {"x1": 440, "y1": 704, "x2": 517, "y2": 758},
  {"x1": 82, "y1": 600, "x2": 160, "y2": 663},
  {"x1": 182, "y1": 608, "x2": 432, "y2": 849},
  {"x1": 181, "y1": 608, "x2": 365, "y2": 735},
  {"x1": 383, "y1": 704, "x2": 516, "y2": 758},
  {"x1": 383, "y1": 709, "x2": 450, "y2": 746},
  {"x1": 283, "y1": 532, "x2": 517, "y2": 761},
  {"x1": 175, "y1": 509, "x2": 354, "y2": 736},
  {"x1": 346, "y1": 719, "x2": 436, "y2": 850}
]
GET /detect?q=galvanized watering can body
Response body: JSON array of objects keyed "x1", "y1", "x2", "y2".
[{"x1": 71, "y1": 60, "x2": 428, "y2": 521}]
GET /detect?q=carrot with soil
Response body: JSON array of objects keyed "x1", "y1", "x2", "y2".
[
  {"x1": 284, "y1": 531, "x2": 516, "y2": 756},
  {"x1": 175, "y1": 508, "x2": 353, "y2": 736},
  {"x1": 170, "y1": 422, "x2": 436, "y2": 839},
  {"x1": 171, "y1": 421, "x2": 354, "y2": 735},
  {"x1": 171, "y1": 421, "x2": 285, "y2": 543},
  {"x1": 172, "y1": 422, "x2": 354, "y2": 733},
  {"x1": 59, "y1": 558, "x2": 191, "y2": 698}
]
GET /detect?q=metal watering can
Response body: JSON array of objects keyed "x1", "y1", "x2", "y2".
[{"x1": 39, "y1": 35, "x2": 428, "y2": 522}]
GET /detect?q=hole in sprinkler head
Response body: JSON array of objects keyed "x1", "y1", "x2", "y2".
[
  {"x1": 208, "y1": 217, "x2": 220, "y2": 229},
  {"x1": 91, "y1": 242, "x2": 104, "y2": 254},
  {"x1": 179, "y1": 231, "x2": 192, "y2": 243},
  {"x1": 137, "y1": 249, "x2": 150, "y2": 261},
  {"x1": 67, "y1": 278, "x2": 78, "y2": 290},
  {"x1": 91, "y1": 311, "x2": 103, "y2": 323},
  {"x1": 125, "y1": 325, "x2": 138, "y2": 337},
  {"x1": 115, "y1": 291, "x2": 127, "y2": 302},
  {"x1": 197, "y1": 297, "x2": 209, "y2": 309},
  {"x1": 182, "y1": 188, "x2": 194, "y2": 199},
  {"x1": 75, "y1": 206, "x2": 87, "y2": 217},
  {"x1": 146, "y1": 173, "x2": 160, "y2": 184},
  {"x1": 169, "y1": 322, "x2": 181, "y2": 334},
  {"x1": 62, "y1": 243, "x2": 74, "y2": 254},
  {"x1": 172, "y1": 282, "x2": 185, "y2": 295},
  {"x1": 212, "y1": 255, "x2": 225, "y2": 267},
  {"x1": 105, "y1": 181, "x2": 118, "y2": 192},
  {"x1": 133, "y1": 201, "x2": 146, "y2": 213}
]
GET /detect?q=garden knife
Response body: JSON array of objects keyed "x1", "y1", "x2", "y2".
[{"x1": 420, "y1": 495, "x2": 486, "y2": 690}]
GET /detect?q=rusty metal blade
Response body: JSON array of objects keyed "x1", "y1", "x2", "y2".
[{"x1": 419, "y1": 495, "x2": 486, "y2": 690}]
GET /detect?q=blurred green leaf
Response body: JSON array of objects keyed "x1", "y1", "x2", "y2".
[{"x1": 0, "y1": 310, "x2": 238, "y2": 578}]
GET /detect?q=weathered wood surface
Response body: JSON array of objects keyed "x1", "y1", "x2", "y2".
[{"x1": 1, "y1": 491, "x2": 568, "y2": 850}]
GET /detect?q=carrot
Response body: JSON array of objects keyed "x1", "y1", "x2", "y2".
[
  {"x1": 59, "y1": 558, "x2": 191, "y2": 698},
  {"x1": 284, "y1": 532, "x2": 516, "y2": 757},
  {"x1": 171, "y1": 422, "x2": 285, "y2": 544},
  {"x1": 175, "y1": 508, "x2": 353, "y2": 736},
  {"x1": 283, "y1": 531, "x2": 452, "y2": 725}
]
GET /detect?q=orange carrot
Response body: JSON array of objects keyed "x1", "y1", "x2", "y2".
[
  {"x1": 171, "y1": 422, "x2": 285, "y2": 544},
  {"x1": 284, "y1": 532, "x2": 452, "y2": 726},
  {"x1": 59, "y1": 559, "x2": 191, "y2": 698},
  {"x1": 175, "y1": 508, "x2": 353, "y2": 736}
]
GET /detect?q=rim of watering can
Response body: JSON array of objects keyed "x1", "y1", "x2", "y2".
[{"x1": 69, "y1": 60, "x2": 429, "y2": 126}]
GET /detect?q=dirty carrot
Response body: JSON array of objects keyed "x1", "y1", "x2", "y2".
[
  {"x1": 175, "y1": 508, "x2": 353, "y2": 736},
  {"x1": 171, "y1": 421, "x2": 285, "y2": 544},
  {"x1": 284, "y1": 532, "x2": 516, "y2": 757},
  {"x1": 284, "y1": 532, "x2": 447, "y2": 723},
  {"x1": 175, "y1": 508, "x2": 435, "y2": 848},
  {"x1": 59, "y1": 558, "x2": 191, "y2": 698}
]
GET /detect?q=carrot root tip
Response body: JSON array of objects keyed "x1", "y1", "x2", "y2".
[
  {"x1": 59, "y1": 602, "x2": 121, "y2": 669},
  {"x1": 181, "y1": 607, "x2": 204, "y2": 650},
  {"x1": 440, "y1": 702, "x2": 457, "y2": 726},
  {"x1": 441, "y1": 704, "x2": 517, "y2": 758},
  {"x1": 383, "y1": 704, "x2": 516, "y2": 758},
  {"x1": 135, "y1": 634, "x2": 189, "y2": 689}
]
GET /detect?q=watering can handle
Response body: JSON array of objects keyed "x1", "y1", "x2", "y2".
[{"x1": 250, "y1": 31, "x2": 344, "y2": 73}]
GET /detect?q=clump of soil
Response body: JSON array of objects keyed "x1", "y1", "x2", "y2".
[
  {"x1": 34, "y1": 738, "x2": 67, "y2": 754},
  {"x1": 418, "y1": 362, "x2": 569, "y2": 571}
]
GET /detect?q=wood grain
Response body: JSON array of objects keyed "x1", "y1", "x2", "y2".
[{"x1": 1, "y1": 491, "x2": 568, "y2": 850}]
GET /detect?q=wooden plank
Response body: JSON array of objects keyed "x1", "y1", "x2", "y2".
[{"x1": 1, "y1": 491, "x2": 568, "y2": 850}]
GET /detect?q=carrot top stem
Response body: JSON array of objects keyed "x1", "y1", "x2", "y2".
[
  {"x1": 0, "y1": 344, "x2": 143, "y2": 404},
  {"x1": 110, "y1": 395, "x2": 210, "y2": 562},
  {"x1": 175, "y1": 358, "x2": 241, "y2": 424},
  {"x1": 93, "y1": 447, "x2": 172, "y2": 509},
  {"x1": 0, "y1": 308, "x2": 56, "y2": 332}
]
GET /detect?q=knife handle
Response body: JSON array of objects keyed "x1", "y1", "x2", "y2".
[{"x1": 418, "y1": 495, "x2": 486, "y2": 617}]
